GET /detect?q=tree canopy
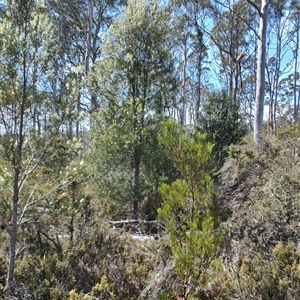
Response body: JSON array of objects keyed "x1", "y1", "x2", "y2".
[{"x1": 0, "y1": 0, "x2": 300, "y2": 298}]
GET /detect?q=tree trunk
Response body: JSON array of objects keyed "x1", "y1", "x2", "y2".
[
  {"x1": 269, "y1": 13, "x2": 283, "y2": 131},
  {"x1": 195, "y1": 27, "x2": 204, "y2": 123},
  {"x1": 253, "y1": 0, "x2": 269, "y2": 146},
  {"x1": 6, "y1": 1, "x2": 28, "y2": 286},
  {"x1": 179, "y1": 35, "x2": 187, "y2": 126},
  {"x1": 195, "y1": 55, "x2": 202, "y2": 122},
  {"x1": 132, "y1": 147, "x2": 141, "y2": 218},
  {"x1": 232, "y1": 62, "x2": 239, "y2": 104},
  {"x1": 85, "y1": 0, "x2": 98, "y2": 111},
  {"x1": 6, "y1": 168, "x2": 20, "y2": 288},
  {"x1": 294, "y1": 18, "x2": 300, "y2": 123}
]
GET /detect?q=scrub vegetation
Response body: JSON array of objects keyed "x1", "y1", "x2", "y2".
[{"x1": 0, "y1": 0, "x2": 300, "y2": 299}]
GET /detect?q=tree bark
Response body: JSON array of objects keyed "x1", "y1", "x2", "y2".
[
  {"x1": 179, "y1": 33, "x2": 188, "y2": 126},
  {"x1": 6, "y1": 0, "x2": 28, "y2": 287},
  {"x1": 293, "y1": 18, "x2": 300, "y2": 123},
  {"x1": 6, "y1": 168, "x2": 20, "y2": 288},
  {"x1": 132, "y1": 147, "x2": 141, "y2": 218},
  {"x1": 252, "y1": 0, "x2": 269, "y2": 146}
]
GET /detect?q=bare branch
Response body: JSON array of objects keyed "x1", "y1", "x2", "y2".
[
  {"x1": 15, "y1": 244, "x2": 26, "y2": 258},
  {"x1": 245, "y1": 0, "x2": 262, "y2": 17},
  {"x1": 201, "y1": 25, "x2": 231, "y2": 57},
  {"x1": 18, "y1": 133, "x2": 56, "y2": 192},
  {"x1": 214, "y1": 0, "x2": 259, "y2": 39},
  {"x1": 18, "y1": 189, "x2": 36, "y2": 226},
  {"x1": 39, "y1": 230, "x2": 62, "y2": 253},
  {"x1": 63, "y1": 0, "x2": 84, "y2": 31}
]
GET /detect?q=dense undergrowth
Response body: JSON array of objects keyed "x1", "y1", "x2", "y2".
[{"x1": 1, "y1": 126, "x2": 300, "y2": 299}]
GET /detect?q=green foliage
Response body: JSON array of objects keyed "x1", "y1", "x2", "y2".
[
  {"x1": 0, "y1": 0, "x2": 299, "y2": 298},
  {"x1": 69, "y1": 290, "x2": 93, "y2": 300},
  {"x1": 217, "y1": 125, "x2": 300, "y2": 299},
  {"x1": 88, "y1": 0, "x2": 177, "y2": 218},
  {"x1": 10, "y1": 135, "x2": 93, "y2": 256},
  {"x1": 237, "y1": 242, "x2": 300, "y2": 299},
  {"x1": 0, "y1": 157, "x2": 12, "y2": 221},
  {"x1": 227, "y1": 128, "x2": 300, "y2": 249},
  {"x1": 0, "y1": 0, "x2": 66, "y2": 288},
  {"x1": 9, "y1": 220, "x2": 166, "y2": 300},
  {"x1": 158, "y1": 120, "x2": 223, "y2": 295},
  {"x1": 158, "y1": 291, "x2": 176, "y2": 300},
  {"x1": 198, "y1": 91, "x2": 247, "y2": 167},
  {"x1": 89, "y1": 113, "x2": 172, "y2": 219},
  {"x1": 92, "y1": 275, "x2": 116, "y2": 299}
]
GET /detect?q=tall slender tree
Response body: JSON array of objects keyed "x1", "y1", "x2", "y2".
[
  {"x1": 247, "y1": 0, "x2": 269, "y2": 146},
  {"x1": 0, "y1": 0, "x2": 66, "y2": 288},
  {"x1": 288, "y1": 0, "x2": 300, "y2": 123},
  {"x1": 89, "y1": 0, "x2": 177, "y2": 217},
  {"x1": 49, "y1": 0, "x2": 124, "y2": 113},
  {"x1": 172, "y1": 0, "x2": 211, "y2": 125},
  {"x1": 211, "y1": 0, "x2": 255, "y2": 104},
  {"x1": 265, "y1": 0, "x2": 291, "y2": 130}
]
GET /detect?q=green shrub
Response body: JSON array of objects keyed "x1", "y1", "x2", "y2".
[{"x1": 158, "y1": 120, "x2": 223, "y2": 298}]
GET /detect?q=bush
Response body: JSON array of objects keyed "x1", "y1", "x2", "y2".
[{"x1": 158, "y1": 120, "x2": 223, "y2": 298}]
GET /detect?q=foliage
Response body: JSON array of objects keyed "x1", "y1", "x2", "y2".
[
  {"x1": 238, "y1": 242, "x2": 300, "y2": 299},
  {"x1": 0, "y1": 0, "x2": 299, "y2": 298},
  {"x1": 88, "y1": 0, "x2": 177, "y2": 218},
  {"x1": 10, "y1": 221, "x2": 166, "y2": 300},
  {"x1": 0, "y1": 0, "x2": 64, "y2": 288},
  {"x1": 0, "y1": 157, "x2": 13, "y2": 224},
  {"x1": 158, "y1": 120, "x2": 223, "y2": 297},
  {"x1": 226, "y1": 127, "x2": 300, "y2": 250},
  {"x1": 217, "y1": 125, "x2": 300, "y2": 299},
  {"x1": 198, "y1": 91, "x2": 247, "y2": 167}
]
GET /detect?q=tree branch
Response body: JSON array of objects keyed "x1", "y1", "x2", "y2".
[
  {"x1": 214, "y1": 0, "x2": 259, "y2": 39},
  {"x1": 18, "y1": 134, "x2": 56, "y2": 192},
  {"x1": 245, "y1": 0, "x2": 262, "y2": 17}
]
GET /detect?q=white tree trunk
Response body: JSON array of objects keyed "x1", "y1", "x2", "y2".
[
  {"x1": 293, "y1": 18, "x2": 300, "y2": 123},
  {"x1": 253, "y1": 0, "x2": 269, "y2": 146}
]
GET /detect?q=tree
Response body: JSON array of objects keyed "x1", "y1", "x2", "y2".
[
  {"x1": 198, "y1": 91, "x2": 247, "y2": 167},
  {"x1": 210, "y1": 0, "x2": 256, "y2": 104},
  {"x1": 246, "y1": 0, "x2": 269, "y2": 146},
  {"x1": 88, "y1": 0, "x2": 177, "y2": 218},
  {"x1": 287, "y1": 0, "x2": 300, "y2": 123},
  {"x1": 0, "y1": 0, "x2": 69, "y2": 288},
  {"x1": 265, "y1": 0, "x2": 291, "y2": 130},
  {"x1": 170, "y1": 1, "x2": 210, "y2": 126},
  {"x1": 48, "y1": 0, "x2": 124, "y2": 113}
]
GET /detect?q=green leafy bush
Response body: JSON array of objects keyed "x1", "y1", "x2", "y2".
[
  {"x1": 197, "y1": 91, "x2": 247, "y2": 167},
  {"x1": 158, "y1": 120, "x2": 223, "y2": 298}
]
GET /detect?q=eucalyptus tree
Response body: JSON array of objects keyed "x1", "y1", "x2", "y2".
[
  {"x1": 238, "y1": 57, "x2": 257, "y2": 130},
  {"x1": 89, "y1": 0, "x2": 177, "y2": 218},
  {"x1": 265, "y1": 0, "x2": 292, "y2": 130},
  {"x1": 48, "y1": 0, "x2": 124, "y2": 114},
  {"x1": 175, "y1": 0, "x2": 258, "y2": 126},
  {"x1": 171, "y1": 0, "x2": 211, "y2": 125},
  {"x1": 210, "y1": 0, "x2": 257, "y2": 104},
  {"x1": 0, "y1": 0, "x2": 69, "y2": 288},
  {"x1": 175, "y1": 17, "x2": 190, "y2": 126},
  {"x1": 246, "y1": 0, "x2": 269, "y2": 146},
  {"x1": 287, "y1": 0, "x2": 300, "y2": 123}
]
